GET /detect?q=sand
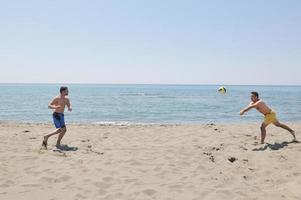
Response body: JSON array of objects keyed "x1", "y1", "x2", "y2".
[{"x1": 0, "y1": 122, "x2": 300, "y2": 200}]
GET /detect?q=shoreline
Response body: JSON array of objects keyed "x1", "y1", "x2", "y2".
[{"x1": 1, "y1": 120, "x2": 301, "y2": 127}]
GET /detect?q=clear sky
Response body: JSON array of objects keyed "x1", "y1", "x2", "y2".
[{"x1": 0, "y1": 0, "x2": 300, "y2": 85}]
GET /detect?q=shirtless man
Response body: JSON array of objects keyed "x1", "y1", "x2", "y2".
[
  {"x1": 240, "y1": 91, "x2": 296, "y2": 144},
  {"x1": 42, "y1": 86, "x2": 72, "y2": 148}
]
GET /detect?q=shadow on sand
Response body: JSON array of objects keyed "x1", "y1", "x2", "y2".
[
  {"x1": 55, "y1": 145, "x2": 79, "y2": 152},
  {"x1": 252, "y1": 140, "x2": 299, "y2": 151}
]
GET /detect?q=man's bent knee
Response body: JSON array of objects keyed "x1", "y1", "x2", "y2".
[{"x1": 60, "y1": 127, "x2": 67, "y2": 132}]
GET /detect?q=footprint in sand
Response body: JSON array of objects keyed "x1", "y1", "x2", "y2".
[
  {"x1": 97, "y1": 189, "x2": 107, "y2": 196},
  {"x1": 212, "y1": 147, "x2": 221, "y2": 151},
  {"x1": 228, "y1": 157, "x2": 237, "y2": 163},
  {"x1": 86, "y1": 147, "x2": 104, "y2": 155},
  {"x1": 55, "y1": 175, "x2": 72, "y2": 183},
  {"x1": 206, "y1": 123, "x2": 216, "y2": 126},
  {"x1": 203, "y1": 152, "x2": 215, "y2": 162},
  {"x1": 248, "y1": 168, "x2": 255, "y2": 172},
  {"x1": 143, "y1": 189, "x2": 157, "y2": 196},
  {"x1": 103, "y1": 132, "x2": 110, "y2": 139},
  {"x1": 279, "y1": 155, "x2": 287, "y2": 162},
  {"x1": 153, "y1": 166, "x2": 162, "y2": 172},
  {"x1": 102, "y1": 177, "x2": 114, "y2": 182},
  {"x1": 124, "y1": 178, "x2": 138, "y2": 184},
  {"x1": 40, "y1": 176, "x2": 55, "y2": 183},
  {"x1": 239, "y1": 146, "x2": 248, "y2": 151},
  {"x1": 203, "y1": 152, "x2": 212, "y2": 156},
  {"x1": 0, "y1": 180, "x2": 15, "y2": 188},
  {"x1": 214, "y1": 128, "x2": 222, "y2": 133},
  {"x1": 94, "y1": 181, "x2": 111, "y2": 190},
  {"x1": 74, "y1": 193, "x2": 87, "y2": 199},
  {"x1": 22, "y1": 183, "x2": 40, "y2": 188}
]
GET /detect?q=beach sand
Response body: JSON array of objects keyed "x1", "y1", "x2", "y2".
[{"x1": 0, "y1": 122, "x2": 300, "y2": 200}]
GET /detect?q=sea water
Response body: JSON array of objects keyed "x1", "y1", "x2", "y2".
[{"x1": 0, "y1": 84, "x2": 300, "y2": 124}]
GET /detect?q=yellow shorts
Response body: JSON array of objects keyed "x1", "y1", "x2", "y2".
[{"x1": 264, "y1": 111, "x2": 278, "y2": 125}]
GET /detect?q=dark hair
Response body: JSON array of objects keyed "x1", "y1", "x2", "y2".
[
  {"x1": 251, "y1": 91, "x2": 259, "y2": 98},
  {"x1": 60, "y1": 86, "x2": 68, "y2": 94}
]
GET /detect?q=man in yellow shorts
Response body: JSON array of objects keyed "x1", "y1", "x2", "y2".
[{"x1": 240, "y1": 92, "x2": 296, "y2": 144}]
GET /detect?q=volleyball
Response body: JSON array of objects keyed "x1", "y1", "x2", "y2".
[{"x1": 218, "y1": 86, "x2": 226, "y2": 94}]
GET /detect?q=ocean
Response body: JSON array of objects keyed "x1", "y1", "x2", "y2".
[{"x1": 0, "y1": 84, "x2": 300, "y2": 124}]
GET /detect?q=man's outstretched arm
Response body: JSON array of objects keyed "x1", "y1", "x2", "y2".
[{"x1": 240, "y1": 102, "x2": 257, "y2": 115}]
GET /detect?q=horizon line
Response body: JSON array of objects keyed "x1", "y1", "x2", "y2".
[{"x1": 0, "y1": 82, "x2": 301, "y2": 87}]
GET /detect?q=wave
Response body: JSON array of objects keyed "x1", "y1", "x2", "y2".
[
  {"x1": 92, "y1": 121, "x2": 139, "y2": 126},
  {"x1": 120, "y1": 93, "x2": 175, "y2": 99},
  {"x1": 91, "y1": 121, "x2": 181, "y2": 126}
]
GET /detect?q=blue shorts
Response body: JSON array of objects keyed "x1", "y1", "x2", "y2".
[{"x1": 53, "y1": 112, "x2": 66, "y2": 129}]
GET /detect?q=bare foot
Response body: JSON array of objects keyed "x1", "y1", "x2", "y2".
[
  {"x1": 42, "y1": 137, "x2": 48, "y2": 149},
  {"x1": 291, "y1": 130, "x2": 297, "y2": 140},
  {"x1": 292, "y1": 139, "x2": 299, "y2": 144}
]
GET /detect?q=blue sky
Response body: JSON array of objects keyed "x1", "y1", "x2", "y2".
[{"x1": 0, "y1": 0, "x2": 300, "y2": 85}]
